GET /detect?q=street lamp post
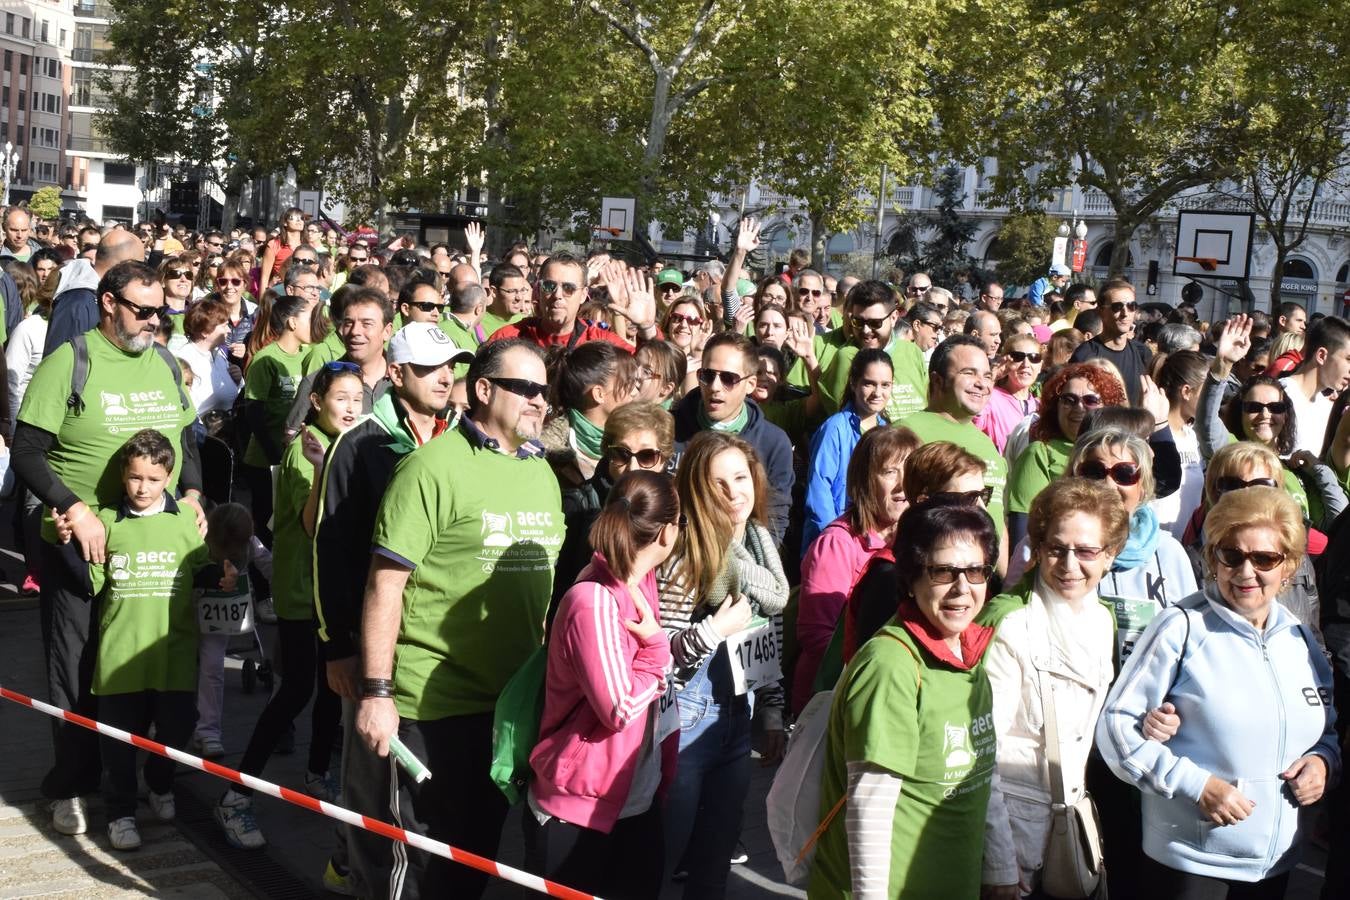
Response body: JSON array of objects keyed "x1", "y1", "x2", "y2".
[{"x1": 1, "y1": 142, "x2": 20, "y2": 206}]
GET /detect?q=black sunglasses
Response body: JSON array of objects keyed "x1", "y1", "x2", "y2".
[
  {"x1": 114, "y1": 295, "x2": 165, "y2": 321},
  {"x1": 1241, "y1": 400, "x2": 1289, "y2": 416},
  {"x1": 604, "y1": 446, "x2": 664, "y2": 468},
  {"x1": 166, "y1": 268, "x2": 193, "y2": 280},
  {"x1": 1214, "y1": 547, "x2": 1286, "y2": 572},
  {"x1": 486, "y1": 376, "x2": 548, "y2": 400},
  {"x1": 1216, "y1": 476, "x2": 1278, "y2": 494},
  {"x1": 697, "y1": 368, "x2": 748, "y2": 388},
  {"x1": 1110, "y1": 301, "x2": 1139, "y2": 314},
  {"x1": 1059, "y1": 391, "x2": 1103, "y2": 410},
  {"x1": 925, "y1": 564, "x2": 993, "y2": 585},
  {"x1": 1077, "y1": 460, "x2": 1142, "y2": 486},
  {"x1": 408, "y1": 300, "x2": 447, "y2": 313},
  {"x1": 1006, "y1": 350, "x2": 1043, "y2": 364},
  {"x1": 849, "y1": 315, "x2": 890, "y2": 332},
  {"x1": 540, "y1": 279, "x2": 582, "y2": 296},
  {"x1": 929, "y1": 487, "x2": 994, "y2": 506},
  {"x1": 292, "y1": 257, "x2": 319, "y2": 265}
]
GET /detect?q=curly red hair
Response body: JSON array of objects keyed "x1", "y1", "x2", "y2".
[{"x1": 1030, "y1": 362, "x2": 1127, "y2": 442}]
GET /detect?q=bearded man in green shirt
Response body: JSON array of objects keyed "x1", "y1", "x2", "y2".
[{"x1": 356, "y1": 338, "x2": 564, "y2": 900}]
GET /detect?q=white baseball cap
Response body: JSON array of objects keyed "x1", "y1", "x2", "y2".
[
  {"x1": 1049, "y1": 263, "x2": 1072, "y2": 277},
  {"x1": 388, "y1": 323, "x2": 474, "y2": 367}
]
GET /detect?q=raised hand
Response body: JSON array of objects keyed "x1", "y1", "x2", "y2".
[
  {"x1": 1214, "y1": 315, "x2": 1252, "y2": 371},
  {"x1": 736, "y1": 217, "x2": 761, "y2": 255},
  {"x1": 733, "y1": 299, "x2": 755, "y2": 330},
  {"x1": 610, "y1": 268, "x2": 657, "y2": 336},
  {"x1": 786, "y1": 317, "x2": 816, "y2": 364},
  {"x1": 464, "y1": 221, "x2": 485, "y2": 264},
  {"x1": 300, "y1": 427, "x2": 327, "y2": 470}
]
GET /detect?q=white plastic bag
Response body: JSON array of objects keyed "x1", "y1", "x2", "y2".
[{"x1": 766, "y1": 688, "x2": 836, "y2": 884}]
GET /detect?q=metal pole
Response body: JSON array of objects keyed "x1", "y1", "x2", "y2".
[{"x1": 871, "y1": 164, "x2": 888, "y2": 279}]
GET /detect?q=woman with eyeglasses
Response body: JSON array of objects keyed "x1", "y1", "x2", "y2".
[
  {"x1": 1097, "y1": 486, "x2": 1338, "y2": 897},
  {"x1": 975, "y1": 332, "x2": 1044, "y2": 454},
  {"x1": 542, "y1": 343, "x2": 642, "y2": 603},
  {"x1": 259, "y1": 206, "x2": 310, "y2": 290},
  {"x1": 980, "y1": 478, "x2": 1130, "y2": 899},
  {"x1": 658, "y1": 431, "x2": 789, "y2": 898},
  {"x1": 661, "y1": 298, "x2": 709, "y2": 381},
  {"x1": 809, "y1": 498, "x2": 1000, "y2": 900},
  {"x1": 215, "y1": 257, "x2": 257, "y2": 368},
  {"x1": 802, "y1": 348, "x2": 894, "y2": 554},
  {"x1": 157, "y1": 256, "x2": 195, "y2": 334},
  {"x1": 1006, "y1": 363, "x2": 1126, "y2": 547},
  {"x1": 1200, "y1": 315, "x2": 1344, "y2": 529},
  {"x1": 794, "y1": 425, "x2": 920, "y2": 712}
]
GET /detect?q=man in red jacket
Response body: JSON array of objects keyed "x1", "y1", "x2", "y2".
[{"x1": 489, "y1": 253, "x2": 658, "y2": 352}]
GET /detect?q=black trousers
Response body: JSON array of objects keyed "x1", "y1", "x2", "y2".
[
  {"x1": 523, "y1": 804, "x2": 664, "y2": 900},
  {"x1": 100, "y1": 690, "x2": 196, "y2": 820},
  {"x1": 1140, "y1": 854, "x2": 1291, "y2": 899},
  {"x1": 240, "y1": 463, "x2": 273, "y2": 597},
  {"x1": 38, "y1": 538, "x2": 101, "y2": 799},
  {"x1": 237, "y1": 618, "x2": 340, "y2": 786},
  {"x1": 390, "y1": 713, "x2": 508, "y2": 900}
]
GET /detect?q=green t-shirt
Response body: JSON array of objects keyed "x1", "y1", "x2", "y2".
[
  {"x1": 480, "y1": 309, "x2": 522, "y2": 339},
  {"x1": 899, "y1": 411, "x2": 1008, "y2": 531},
  {"x1": 821, "y1": 339, "x2": 929, "y2": 422},
  {"x1": 271, "y1": 427, "x2": 331, "y2": 621},
  {"x1": 1006, "y1": 437, "x2": 1074, "y2": 514},
  {"x1": 243, "y1": 342, "x2": 306, "y2": 467},
  {"x1": 372, "y1": 426, "x2": 565, "y2": 720},
  {"x1": 18, "y1": 328, "x2": 195, "y2": 542},
  {"x1": 809, "y1": 623, "x2": 995, "y2": 899},
  {"x1": 90, "y1": 503, "x2": 208, "y2": 695},
  {"x1": 787, "y1": 332, "x2": 844, "y2": 391},
  {"x1": 438, "y1": 314, "x2": 479, "y2": 379},
  {"x1": 302, "y1": 331, "x2": 345, "y2": 375}
]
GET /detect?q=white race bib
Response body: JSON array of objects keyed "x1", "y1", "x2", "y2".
[
  {"x1": 197, "y1": 592, "x2": 254, "y2": 635},
  {"x1": 723, "y1": 617, "x2": 782, "y2": 695},
  {"x1": 656, "y1": 679, "x2": 680, "y2": 742}
]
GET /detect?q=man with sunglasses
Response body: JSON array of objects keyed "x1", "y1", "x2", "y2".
[
  {"x1": 903, "y1": 335, "x2": 1008, "y2": 548},
  {"x1": 306, "y1": 323, "x2": 470, "y2": 889},
  {"x1": 818, "y1": 280, "x2": 930, "y2": 422},
  {"x1": 673, "y1": 332, "x2": 793, "y2": 543},
  {"x1": 13, "y1": 260, "x2": 202, "y2": 836},
  {"x1": 489, "y1": 252, "x2": 654, "y2": 352},
  {"x1": 1070, "y1": 278, "x2": 1153, "y2": 406},
  {"x1": 45, "y1": 228, "x2": 148, "y2": 355},
  {"x1": 794, "y1": 269, "x2": 830, "y2": 334},
  {"x1": 1280, "y1": 315, "x2": 1350, "y2": 455},
  {"x1": 904, "y1": 271, "x2": 934, "y2": 306},
  {"x1": 354, "y1": 339, "x2": 563, "y2": 900}
]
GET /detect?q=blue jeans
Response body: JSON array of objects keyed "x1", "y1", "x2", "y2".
[{"x1": 663, "y1": 649, "x2": 752, "y2": 900}]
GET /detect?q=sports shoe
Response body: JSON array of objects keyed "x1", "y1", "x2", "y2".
[
  {"x1": 215, "y1": 790, "x2": 266, "y2": 849},
  {"x1": 304, "y1": 771, "x2": 341, "y2": 803},
  {"x1": 193, "y1": 735, "x2": 226, "y2": 759},
  {"x1": 730, "y1": 841, "x2": 749, "y2": 865},
  {"x1": 51, "y1": 797, "x2": 87, "y2": 835},
  {"x1": 323, "y1": 859, "x2": 357, "y2": 896},
  {"x1": 148, "y1": 790, "x2": 175, "y2": 821},
  {"x1": 21, "y1": 573, "x2": 39, "y2": 595},
  {"x1": 255, "y1": 597, "x2": 278, "y2": 624},
  {"x1": 108, "y1": 816, "x2": 141, "y2": 851}
]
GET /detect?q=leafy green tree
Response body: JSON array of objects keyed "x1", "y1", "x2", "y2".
[
  {"x1": 886, "y1": 167, "x2": 978, "y2": 286},
  {"x1": 28, "y1": 186, "x2": 63, "y2": 220},
  {"x1": 988, "y1": 209, "x2": 1063, "y2": 292}
]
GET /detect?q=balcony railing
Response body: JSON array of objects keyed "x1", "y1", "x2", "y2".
[
  {"x1": 70, "y1": 48, "x2": 111, "y2": 63},
  {"x1": 73, "y1": 3, "x2": 115, "y2": 19},
  {"x1": 66, "y1": 135, "x2": 116, "y2": 153}
]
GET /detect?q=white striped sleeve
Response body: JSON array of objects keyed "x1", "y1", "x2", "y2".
[{"x1": 846, "y1": 760, "x2": 902, "y2": 899}]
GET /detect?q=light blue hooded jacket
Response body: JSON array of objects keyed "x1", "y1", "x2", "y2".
[{"x1": 1096, "y1": 585, "x2": 1339, "y2": 882}]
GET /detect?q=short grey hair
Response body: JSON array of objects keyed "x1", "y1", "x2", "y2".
[
  {"x1": 1068, "y1": 427, "x2": 1156, "y2": 502},
  {"x1": 1157, "y1": 323, "x2": 1202, "y2": 355},
  {"x1": 695, "y1": 260, "x2": 725, "y2": 280},
  {"x1": 793, "y1": 268, "x2": 823, "y2": 288},
  {"x1": 284, "y1": 263, "x2": 319, "y2": 290}
]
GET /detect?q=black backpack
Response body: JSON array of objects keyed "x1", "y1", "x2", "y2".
[{"x1": 64, "y1": 333, "x2": 191, "y2": 415}]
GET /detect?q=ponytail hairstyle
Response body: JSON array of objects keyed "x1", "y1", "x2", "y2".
[
  {"x1": 304, "y1": 362, "x2": 364, "y2": 427},
  {"x1": 1156, "y1": 349, "x2": 1206, "y2": 404},
  {"x1": 549, "y1": 340, "x2": 637, "y2": 413},
  {"x1": 588, "y1": 470, "x2": 679, "y2": 582}
]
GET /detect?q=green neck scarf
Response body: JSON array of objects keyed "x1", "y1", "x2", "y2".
[
  {"x1": 697, "y1": 400, "x2": 750, "y2": 434},
  {"x1": 568, "y1": 408, "x2": 605, "y2": 460}
]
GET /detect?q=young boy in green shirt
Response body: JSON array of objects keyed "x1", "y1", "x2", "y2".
[{"x1": 78, "y1": 429, "x2": 221, "y2": 851}]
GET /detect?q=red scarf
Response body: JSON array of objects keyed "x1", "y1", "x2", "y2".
[{"x1": 897, "y1": 599, "x2": 994, "y2": 671}]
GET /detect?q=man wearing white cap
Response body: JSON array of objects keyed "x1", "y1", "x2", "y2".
[
  {"x1": 1029, "y1": 263, "x2": 1072, "y2": 308},
  {"x1": 255, "y1": 321, "x2": 471, "y2": 893}
]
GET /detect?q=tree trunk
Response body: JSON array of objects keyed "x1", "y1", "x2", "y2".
[
  {"x1": 1109, "y1": 213, "x2": 1139, "y2": 276},
  {"x1": 809, "y1": 205, "x2": 829, "y2": 270},
  {"x1": 636, "y1": 70, "x2": 673, "y2": 233},
  {"x1": 1269, "y1": 243, "x2": 1288, "y2": 312}
]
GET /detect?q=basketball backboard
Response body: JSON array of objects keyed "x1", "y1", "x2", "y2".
[{"x1": 1172, "y1": 210, "x2": 1255, "y2": 280}]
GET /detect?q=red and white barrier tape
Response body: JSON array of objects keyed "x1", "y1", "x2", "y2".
[{"x1": 0, "y1": 685, "x2": 599, "y2": 900}]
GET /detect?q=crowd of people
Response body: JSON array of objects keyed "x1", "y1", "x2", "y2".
[{"x1": 6, "y1": 202, "x2": 1349, "y2": 900}]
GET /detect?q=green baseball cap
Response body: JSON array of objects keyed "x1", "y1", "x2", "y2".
[
  {"x1": 655, "y1": 269, "x2": 684, "y2": 287},
  {"x1": 736, "y1": 278, "x2": 756, "y2": 298}
]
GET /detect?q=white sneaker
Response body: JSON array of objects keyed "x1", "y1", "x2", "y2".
[
  {"x1": 108, "y1": 816, "x2": 141, "y2": 850},
  {"x1": 193, "y1": 735, "x2": 225, "y2": 759},
  {"x1": 148, "y1": 791, "x2": 175, "y2": 821},
  {"x1": 215, "y1": 790, "x2": 266, "y2": 849},
  {"x1": 51, "y1": 797, "x2": 87, "y2": 835},
  {"x1": 255, "y1": 598, "x2": 278, "y2": 624}
]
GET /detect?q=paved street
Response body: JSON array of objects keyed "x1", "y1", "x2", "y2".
[{"x1": 0, "y1": 542, "x2": 1328, "y2": 899}]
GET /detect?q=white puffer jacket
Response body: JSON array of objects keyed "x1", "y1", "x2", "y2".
[{"x1": 982, "y1": 585, "x2": 1115, "y2": 887}]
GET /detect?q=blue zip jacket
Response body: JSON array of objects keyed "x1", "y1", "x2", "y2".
[
  {"x1": 801, "y1": 402, "x2": 884, "y2": 556},
  {"x1": 1096, "y1": 586, "x2": 1339, "y2": 882}
]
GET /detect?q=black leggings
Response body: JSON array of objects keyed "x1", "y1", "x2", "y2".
[
  {"x1": 523, "y1": 804, "x2": 664, "y2": 900},
  {"x1": 1141, "y1": 855, "x2": 1291, "y2": 899},
  {"x1": 240, "y1": 463, "x2": 273, "y2": 598},
  {"x1": 237, "y1": 618, "x2": 340, "y2": 788}
]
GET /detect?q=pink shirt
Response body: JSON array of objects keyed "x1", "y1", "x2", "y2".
[
  {"x1": 793, "y1": 517, "x2": 889, "y2": 713},
  {"x1": 975, "y1": 386, "x2": 1038, "y2": 453}
]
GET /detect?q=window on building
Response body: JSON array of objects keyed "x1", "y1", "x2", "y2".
[
  {"x1": 5, "y1": 14, "x2": 13, "y2": 35},
  {"x1": 2, "y1": 87, "x2": 8, "y2": 105},
  {"x1": 104, "y1": 205, "x2": 134, "y2": 224},
  {"x1": 40, "y1": 21, "x2": 47, "y2": 44},
  {"x1": 3, "y1": 50, "x2": 10, "y2": 70},
  {"x1": 105, "y1": 163, "x2": 135, "y2": 185},
  {"x1": 19, "y1": 56, "x2": 27, "y2": 76},
  {"x1": 21, "y1": 17, "x2": 29, "y2": 39},
  {"x1": 73, "y1": 69, "x2": 91, "y2": 106},
  {"x1": 17, "y1": 91, "x2": 24, "y2": 111},
  {"x1": 60, "y1": 29, "x2": 66, "y2": 48}
]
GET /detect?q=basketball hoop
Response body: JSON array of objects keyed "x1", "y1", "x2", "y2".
[{"x1": 1175, "y1": 256, "x2": 1220, "y2": 271}]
